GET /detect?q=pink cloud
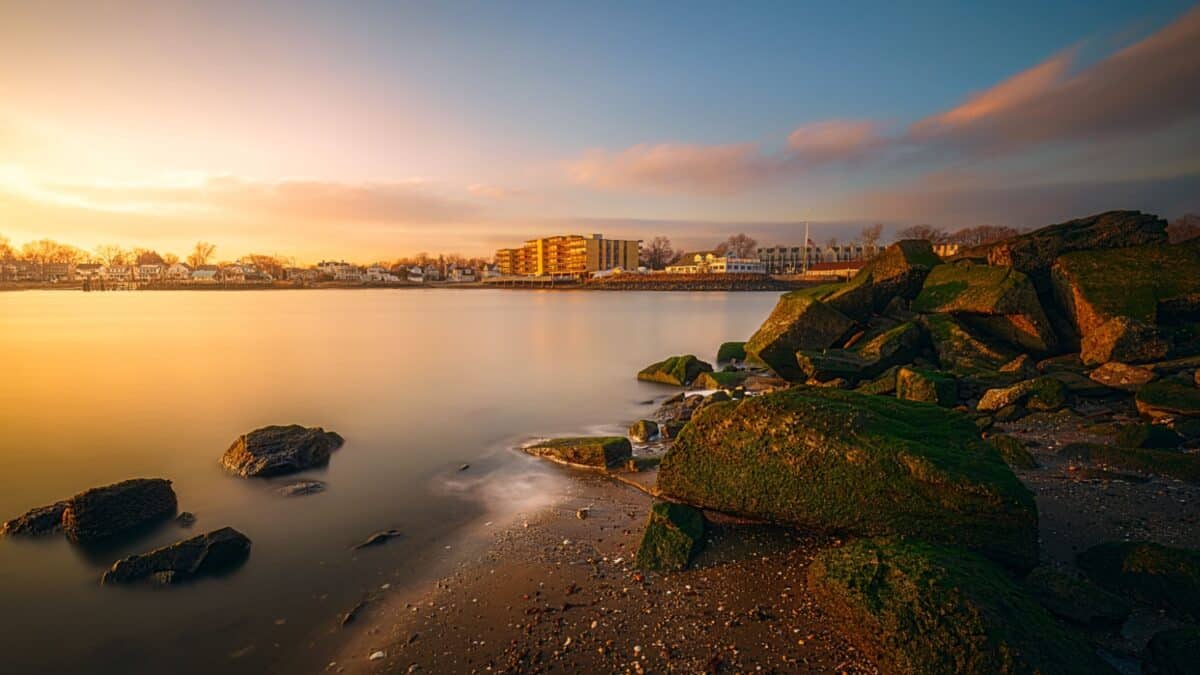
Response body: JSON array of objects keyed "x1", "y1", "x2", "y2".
[
  {"x1": 787, "y1": 120, "x2": 886, "y2": 164},
  {"x1": 567, "y1": 142, "x2": 786, "y2": 195}
]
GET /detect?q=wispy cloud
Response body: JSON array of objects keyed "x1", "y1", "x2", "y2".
[
  {"x1": 567, "y1": 143, "x2": 788, "y2": 195},
  {"x1": 787, "y1": 120, "x2": 886, "y2": 164}
]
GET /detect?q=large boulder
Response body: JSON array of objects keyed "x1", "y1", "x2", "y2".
[
  {"x1": 693, "y1": 370, "x2": 749, "y2": 390},
  {"x1": 1144, "y1": 627, "x2": 1200, "y2": 675},
  {"x1": 962, "y1": 210, "x2": 1168, "y2": 290},
  {"x1": 1136, "y1": 380, "x2": 1200, "y2": 419},
  {"x1": 221, "y1": 425, "x2": 345, "y2": 478},
  {"x1": 523, "y1": 437, "x2": 632, "y2": 468},
  {"x1": 2, "y1": 501, "x2": 68, "y2": 537},
  {"x1": 657, "y1": 387, "x2": 1038, "y2": 570},
  {"x1": 796, "y1": 321, "x2": 923, "y2": 383},
  {"x1": 913, "y1": 261, "x2": 1057, "y2": 353},
  {"x1": 989, "y1": 434, "x2": 1039, "y2": 470},
  {"x1": 1077, "y1": 541, "x2": 1200, "y2": 622},
  {"x1": 1021, "y1": 567, "x2": 1130, "y2": 628},
  {"x1": 1088, "y1": 361, "x2": 1156, "y2": 391},
  {"x1": 744, "y1": 289, "x2": 855, "y2": 380},
  {"x1": 101, "y1": 527, "x2": 252, "y2": 585},
  {"x1": 821, "y1": 240, "x2": 943, "y2": 321},
  {"x1": 1115, "y1": 423, "x2": 1182, "y2": 450},
  {"x1": 628, "y1": 419, "x2": 659, "y2": 443},
  {"x1": 636, "y1": 355, "x2": 712, "y2": 386},
  {"x1": 1051, "y1": 240, "x2": 1200, "y2": 363},
  {"x1": 921, "y1": 314, "x2": 1020, "y2": 375},
  {"x1": 807, "y1": 539, "x2": 1116, "y2": 675},
  {"x1": 61, "y1": 478, "x2": 177, "y2": 544},
  {"x1": 1063, "y1": 443, "x2": 1200, "y2": 484},
  {"x1": 896, "y1": 367, "x2": 957, "y2": 407},
  {"x1": 978, "y1": 377, "x2": 1068, "y2": 412},
  {"x1": 715, "y1": 341, "x2": 746, "y2": 363},
  {"x1": 634, "y1": 501, "x2": 705, "y2": 572}
]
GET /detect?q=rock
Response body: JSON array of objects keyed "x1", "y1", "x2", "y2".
[
  {"x1": 1077, "y1": 541, "x2": 1200, "y2": 622},
  {"x1": 1, "y1": 501, "x2": 67, "y2": 537},
  {"x1": 636, "y1": 355, "x2": 713, "y2": 386},
  {"x1": 175, "y1": 511, "x2": 197, "y2": 527},
  {"x1": 989, "y1": 434, "x2": 1038, "y2": 469},
  {"x1": 658, "y1": 387, "x2": 1038, "y2": 571},
  {"x1": 715, "y1": 341, "x2": 746, "y2": 363},
  {"x1": 1136, "y1": 380, "x2": 1200, "y2": 419},
  {"x1": 276, "y1": 480, "x2": 327, "y2": 497},
  {"x1": 1115, "y1": 423, "x2": 1182, "y2": 449},
  {"x1": 576, "y1": 508, "x2": 588, "y2": 520},
  {"x1": 1049, "y1": 370, "x2": 1117, "y2": 398},
  {"x1": 523, "y1": 437, "x2": 632, "y2": 468},
  {"x1": 634, "y1": 501, "x2": 705, "y2": 572},
  {"x1": 1088, "y1": 361, "x2": 1156, "y2": 391},
  {"x1": 340, "y1": 599, "x2": 368, "y2": 627},
  {"x1": 654, "y1": 393, "x2": 706, "y2": 423},
  {"x1": 62, "y1": 478, "x2": 178, "y2": 544},
  {"x1": 807, "y1": 538, "x2": 1117, "y2": 675},
  {"x1": 999, "y1": 354, "x2": 1037, "y2": 377},
  {"x1": 353, "y1": 529, "x2": 404, "y2": 550},
  {"x1": 744, "y1": 290, "x2": 855, "y2": 380},
  {"x1": 822, "y1": 240, "x2": 943, "y2": 321},
  {"x1": 921, "y1": 314, "x2": 1019, "y2": 375},
  {"x1": 1143, "y1": 627, "x2": 1200, "y2": 675},
  {"x1": 966, "y1": 210, "x2": 1168, "y2": 290},
  {"x1": 692, "y1": 371, "x2": 749, "y2": 390},
  {"x1": 978, "y1": 376, "x2": 1068, "y2": 412},
  {"x1": 628, "y1": 419, "x2": 659, "y2": 443},
  {"x1": 741, "y1": 374, "x2": 790, "y2": 393},
  {"x1": 913, "y1": 261, "x2": 1057, "y2": 353},
  {"x1": 853, "y1": 365, "x2": 900, "y2": 396},
  {"x1": 101, "y1": 527, "x2": 251, "y2": 585},
  {"x1": 221, "y1": 425, "x2": 345, "y2": 478},
  {"x1": 796, "y1": 321, "x2": 923, "y2": 383},
  {"x1": 895, "y1": 367, "x2": 957, "y2": 406},
  {"x1": 994, "y1": 404, "x2": 1026, "y2": 423},
  {"x1": 659, "y1": 421, "x2": 687, "y2": 439},
  {"x1": 1063, "y1": 443, "x2": 1200, "y2": 484},
  {"x1": 1080, "y1": 317, "x2": 1171, "y2": 366},
  {"x1": 1021, "y1": 567, "x2": 1130, "y2": 628}
]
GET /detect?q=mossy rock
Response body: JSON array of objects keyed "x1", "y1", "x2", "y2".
[
  {"x1": 524, "y1": 437, "x2": 632, "y2": 468},
  {"x1": 797, "y1": 321, "x2": 923, "y2": 384},
  {"x1": 989, "y1": 434, "x2": 1039, "y2": 470},
  {"x1": 1080, "y1": 317, "x2": 1171, "y2": 366},
  {"x1": 823, "y1": 240, "x2": 942, "y2": 321},
  {"x1": 693, "y1": 370, "x2": 749, "y2": 390},
  {"x1": 854, "y1": 365, "x2": 900, "y2": 396},
  {"x1": 1063, "y1": 443, "x2": 1200, "y2": 484},
  {"x1": 913, "y1": 261, "x2": 1057, "y2": 353},
  {"x1": 1021, "y1": 567, "x2": 1130, "y2": 628},
  {"x1": 634, "y1": 501, "x2": 705, "y2": 572},
  {"x1": 715, "y1": 341, "x2": 747, "y2": 363},
  {"x1": 1115, "y1": 423, "x2": 1182, "y2": 449},
  {"x1": 658, "y1": 387, "x2": 1038, "y2": 571},
  {"x1": 978, "y1": 377, "x2": 1068, "y2": 412},
  {"x1": 807, "y1": 538, "x2": 1117, "y2": 675},
  {"x1": 628, "y1": 419, "x2": 659, "y2": 443},
  {"x1": 1137, "y1": 380, "x2": 1200, "y2": 419},
  {"x1": 922, "y1": 313, "x2": 1020, "y2": 375},
  {"x1": 744, "y1": 293, "x2": 855, "y2": 381},
  {"x1": 1143, "y1": 627, "x2": 1200, "y2": 675},
  {"x1": 995, "y1": 404, "x2": 1027, "y2": 423},
  {"x1": 896, "y1": 367, "x2": 957, "y2": 407},
  {"x1": 637, "y1": 355, "x2": 713, "y2": 386},
  {"x1": 1077, "y1": 541, "x2": 1200, "y2": 622}
]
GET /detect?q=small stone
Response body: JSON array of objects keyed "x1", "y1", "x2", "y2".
[
  {"x1": 368, "y1": 650, "x2": 385, "y2": 661},
  {"x1": 576, "y1": 508, "x2": 589, "y2": 520}
]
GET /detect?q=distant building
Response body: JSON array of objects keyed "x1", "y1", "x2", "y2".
[
  {"x1": 316, "y1": 260, "x2": 355, "y2": 279},
  {"x1": 802, "y1": 260, "x2": 867, "y2": 280},
  {"x1": 495, "y1": 233, "x2": 640, "y2": 277},
  {"x1": 423, "y1": 264, "x2": 442, "y2": 282},
  {"x1": 165, "y1": 262, "x2": 192, "y2": 281},
  {"x1": 757, "y1": 242, "x2": 879, "y2": 273},
  {"x1": 220, "y1": 265, "x2": 245, "y2": 282},
  {"x1": 191, "y1": 265, "x2": 220, "y2": 282},
  {"x1": 365, "y1": 266, "x2": 399, "y2": 283},
  {"x1": 667, "y1": 251, "x2": 765, "y2": 274},
  {"x1": 479, "y1": 263, "x2": 502, "y2": 279},
  {"x1": 407, "y1": 266, "x2": 425, "y2": 283},
  {"x1": 284, "y1": 267, "x2": 319, "y2": 282},
  {"x1": 106, "y1": 265, "x2": 135, "y2": 281},
  {"x1": 446, "y1": 264, "x2": 476, "y2": 282},
  {"x1": 934, "y1": 243, "x2": 961, "y2": 259},
  {"x1": 76, "y1": 263, "x2": 105, "y2": 279},
  {"x1": 45, "y1": 263, "x2": 76, "y2": 282},
  {"x1": 138, "y1": 263, "x2": 163, "y2": 281}
]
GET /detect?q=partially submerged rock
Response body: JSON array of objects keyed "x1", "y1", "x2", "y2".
[
  {"x1": 636, "y1": 355, "x2": 713, "y2": 386},
  {"x1": 715, "y1": 341, "x2": 746, "y2": 363},
  {"x1": 1, "y1": 501, "x2": 67, "y2": 537},
  {"x1": 657, "y1": 387, "x2": 1038, "y2": 571},
  {"x1": 1063, "y1": 443, "x2": 1199, "y2": 484},
  {"x1": 1136, "y1": 380, "x2": 1200, "y2": 419},
  {"x1": 807, "y1": 538, "x2": 1116, "y2": 675},
  {"x1": 913, "y1": 261, "x2": 1057, "y2": 353},
  {"x1": 1021, "y1": 567, "x2": 1130, "y2": 628},
  {"x1": 62, "y1": 478, "x2": 178, "y2": 544},
  {"x1": 1077, "y1": 540, "x2": 1200, "y2": 622},
  {"x1": 895, "y1": 367, "x2": 957, "y2": 406},
  {"x1": 102, "y1": 527, "x2": 251, "y2": 586},
  {"x1": 353, "y1": 529, "x2": 404, "y2": 550},
  {"x1": 628, "y1": 419, "x2": 659, "y2": 443},
  {"x1": 523, "y1": 437, "x2": 632, "y2": 469},
  {"x1": 276, "y1": 480, "x2": 327, "y2": 497},
  {"x1": 989, "y1": 434, "x2": 1039, "y2": 470},
  {"x1": 221, "y1": 425, "x2": 345, "y2": 478},
  {"x1": 1143, "y1": 627, "x2": 1200, "y2": 675},
  {"x1": 634, "y1": 501, "x2": 705, "y2": 572},
  {"x1": 744, "y1": 290, "x2": 854, "y2": 380}
]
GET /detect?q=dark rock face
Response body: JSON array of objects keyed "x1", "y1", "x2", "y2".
[
  {"x1": 1115, "y1": 423, "x2": 1181, "y2": 449},
  {"x1": 523, "y1": 437, "x2": 632, "y2": 468},
  {"x1": 634, "y1": 501, "x2": 705, "y2": 572},
  {"x1": 1064, "y1": 442, "x2": 1200, "y2": 484},
  {"x1": 1, "y1": 501, "x2": 68, "y2": 537},
  {"x1": 1021, "y1": 567, "x2": 1130, "y2": 628},
  {"x1": 895, "y1": 367, "x2": 957, "y2": 407},
  {"x1": 744, "y1": 290, "x2": 855, "y2": 380},
  {"x1": 988, "y1": 434, "x2": 1039, "y2": 470},
  {"x1": 1143, "y1": 627, "x2": 1200, "y2": 675},
  {"x1": 1079, "y1": 317, "x2": 1171, "y2": 366},
  {"x1": 62, "y1": 478, "x2": 177, "y2": 544},
  {"x1": 1136, "y1": 380, "x2": 1200, "y2": 419},
  {"x1": 796, "y1": 321, "x2": 923, "y2": 384},
  {"x1": 1077, "y1": 541, "x2": 1200, "y2": 622},
  {"x1": 715, "y1": 341, "x2": 746, "y2": 363},
  {"x1": 921, "y1": 314, "x2": 1019, "y2": 376},
  {"x1": 102, "y1": 527, "x2": 251, "y2": 585},
  {"x1": 823, "y1": 240, "x2": 943, "y2": 321},
  {"x1": 807, "y1": 539, "x2": 1116, "y2": 675},
  {"x1": 628, "y1": 419, "x2": 659, "y2": 443},
  {"x1": 221, "y1": 425, "x2": 345, "y2": 477},
  {"x1": 658, "y1": 387, "x2": 1038, "y2": 571},
  {"x1": 636, "y1": 355, "x2": 713, "y2": 386}
]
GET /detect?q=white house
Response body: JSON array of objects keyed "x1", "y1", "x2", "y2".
[
  {"x1": 479, "y1": 263, "x2": 502, "y2": 279},
  {"x1": 165, "y1": 262, "x2": 191, "y2": 280},
  {"x1": 137, "y1": 263, "x2": 163, "y2": 280},
  {"x1": 365, "y1": 266, "x2": 399, "y2": 282},
  {"x1": 667, "y1": 251, "x2": 764, "y2": 274},
  {"x1": 220, "y1": 265, "x2": 245, "y2": 282},
  {"x1": 407, "y1": 266, "x2": 425, "y2": 283},
  {"x1": 75, "y1": 263, "x2": 105, "y2": 279},
  {"x1": 317, "y1": 260, "x2": 355, "y2": 279},
  {"x1": 191, "y1": 265, "x2": 219, "y2": 282},
  {"x1": 446, "y1": 264, "x2": 476, "y2": 282},
  {"x1": 422, "y1": 264, "x2": 442, "y2": 282},
  {"x1": 106, "y1": 265, "x2": 135, "y2": 281}
]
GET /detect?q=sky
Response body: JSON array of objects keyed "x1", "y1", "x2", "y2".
[{"x1": 2, "y1": 0, "x2": 1199, "y2": 262}]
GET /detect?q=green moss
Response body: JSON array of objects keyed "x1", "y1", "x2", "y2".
[
  {"x1": 896, "y1": 367, "x2": 957, "y2": 407},
  {"x1": 745, "y1": 295, "x2": 855, "y2": 380},
  {"x1": 628, "y1": 419, "x2": 659, "y2": 443},
  {"x1": 808, "y1": 538, "x2": 1116, "y2": 675},
  {"x1": 922, "y1": 314, "x2": 1019, "y2": 375},
  {"x1": 824, "y1": 240, "x2": 941, "y2": 320},
  {"x1": 1115, "y1": 423, "x2": 1182, "y2": 449},
  {"x1": 1144, "y1": 627, "x2": 1200, "y2": 675},
  {"x1": 637, "y1": 354, "x2": 713, "y2": 386},
  {"x1": 693, "y1": 370, "x2": 749, "y2": 390},
  {"x1": 978, "y1": 377, "x2": 1068, "y2": 413},
  {"x1": 989, "y1": 435, "x2": 1039, "y2": 470},
  {"x1": 634, "y1": 501, "x2": 705, "y2": 571},
  {"x1": 1062, "y1": 442, "x2": 1200, "y2": 484},
  {"x1": 1021, "y1": 567, "x2": 1130, "y2": 628},
  {"x1": 1136, "y1": 380, "x2": 1200, "y2": 417},
  {"x1": 658, "y1": 386, "x2": 1038, "y2": 571},
  {"x1": 715, "y1": 341, "x2": 747, "y2": 363},
  {"x1": 1077, "y1": 541, "x2": 1200, "y2": 622},
  {"x1": 854, "y1": 366, "x2": 900, "y2": 396},
  {"x1": 913, "y1": 262, "x2": 1057, "y2": 353},
  {"x1": 524, "y1": 437, "x2": 632, "y2": 468}
]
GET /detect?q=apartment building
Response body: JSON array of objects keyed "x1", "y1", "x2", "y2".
[{"x1": 495, "y1": 234, "x2": 640, "y2": 277}]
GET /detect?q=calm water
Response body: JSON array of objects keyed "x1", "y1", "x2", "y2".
[{"x1": 0, "y1": 289, "x2": 779, "y2": 675}]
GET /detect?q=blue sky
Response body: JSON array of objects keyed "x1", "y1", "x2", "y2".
[{"x1": 1, "y1": 0, "x2": 1198, "y2": 259}]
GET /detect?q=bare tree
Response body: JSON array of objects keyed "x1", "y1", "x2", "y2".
[
  {"x1": 896, "y1": 224, "x2": 949, "y2": 243},
  {"x1": 1168, "y1": 213, "x2": 1200, "y2": 243},
  {"x1": 161, "y1": 252, "x2": 180, "y2": 265},
  {"x1": 0, "y1": 234, "x2": 13, "y2": 261},
  {"x1": 133, "y1": 248, "x2": 165, "y2": 265},
  {"x1": 187, "y1": 241, "x2": 216, "y2": 267},
  {"x1": 718, "y1": 233, "x2": 758, "y2": 259},
  {"x1": 641, "y1": 236, "x2": 679, "y2": 269},
  {"x1": 859, "y1": 223, "x2": 884, "y2": 255},
  {"x1": 948, "y1": 225, "x2": 1021, "y2": 247},
  {"x1": 95, "y1": 244, "x2": 128, "y2": 266},
  {"x1": 21, "y1": 239, "x2": 84, "y2": 265}
]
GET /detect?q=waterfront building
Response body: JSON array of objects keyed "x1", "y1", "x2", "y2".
[
  {"x1": 75, "y1": 263, "x2": 105, "y2": 279},
  {"x1": 191, "y1": 265, "x2": 219, "y2": 282},
  {"x1": 934, "y1": 243, "x2": 961, "y2": 259},
  {"x1": 106, "y1": 265, "x2": 135, "y2": 281},
  {"x1": 446, "y1": 264, "x2": 476, "y2": 282},
  {"x1": 45, "y1": 263, "x2": 76, "y2": 282},
  {"x1": 316, "y1": 260, "x2": 355, "y2": 278},
  {"x1": 165, "y1": 262, "x2": 192, "y2": 280},
  {"x1": 365, "y1": 266, "x2": 399, "y2": 282},
  {"x1": 137, "y1": 263, "x2": 164, "y2": 280},
  {"x1": 494, "y1": 233, "x2": 639, "y2": 277},
  {"x1": 757, "y1": 242, "x2": 879, "y2": 273},
  {"x1": 666, "y1": 251, "x2": 765, "y2": 274}
]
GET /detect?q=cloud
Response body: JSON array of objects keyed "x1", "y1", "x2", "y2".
[
  {"x1": 468, "y1": 183, "x2": 522, "y2": 199},
  {"x1": 567, "y1": 142, "x2": 789, "y2": 195},
  {"x1": 787, "y1": 120, "x2": 886, "y2": 164}
]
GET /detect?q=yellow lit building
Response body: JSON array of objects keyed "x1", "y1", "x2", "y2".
[{"x1": 495, "y1": 234, "x2": 640, "y2": 277}]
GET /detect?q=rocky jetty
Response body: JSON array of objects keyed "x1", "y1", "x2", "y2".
[
  {"x1": 1, "y1": 501, "x2": 68, "y2": 537},
  {"x1": 220, "y1": 425, "x2": 345, "y2": 477},
  {"x1": 636, "y1": 355, "x2": 712, "y2": 386},
  {"x1": 101, "y1": 527, "x2": 251, "y2": 586},
  {"x1": 523, "y1": 437, "x2": 632, "y2": 469}
]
